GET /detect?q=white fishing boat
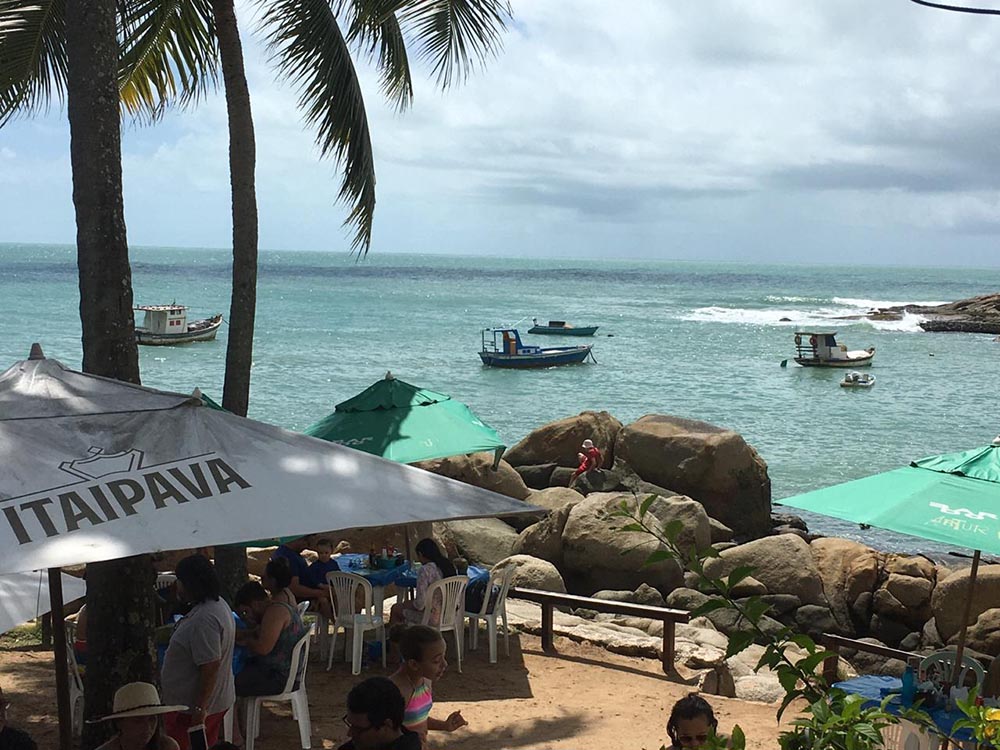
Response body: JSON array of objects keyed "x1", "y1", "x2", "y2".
[
  {"x1": 135, "y1": 305, "x2": 222, "y2": 346},
  {"x1": 793, "y1": 331, "x2": 875, "y2": 368},
  {"x1": 840, "y1": 371, "x2": 876, "y2": 388}
]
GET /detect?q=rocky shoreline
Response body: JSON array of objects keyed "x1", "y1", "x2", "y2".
[
  {"x1": 387, "y1": 410, "x2": 1000, "y2": 702},
  {"x1": 865, "y1": 292, "x2": 1000, "y2": 334}
]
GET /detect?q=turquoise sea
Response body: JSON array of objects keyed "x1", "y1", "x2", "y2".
[{"x1": 3, "y1": 243, "x2": 999, "y2": 558}]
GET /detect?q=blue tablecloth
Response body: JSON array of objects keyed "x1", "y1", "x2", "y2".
[
  {"x1": 834, "y1": 675, "x2": 974, "y2": 743},
  {"x1": 338, "y1": 553, "x2": 412, "y2": 586}
]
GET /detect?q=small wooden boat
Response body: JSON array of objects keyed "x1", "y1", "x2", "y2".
[
  {"x1": 841, "y1": 371, "x2": 876, "y2": 388},
  {"x1": 479, "y1": 328, "x2": 593, "y2": 368},
  {"x1": 135, "y1": 305, "x2": 222, "y2": 346},
  {"x1": 793, "y1": 331, "x2": 875, "y2": 368},
  {"x1": 528, "y1": 318, "x2": 599, "y2": 336}
]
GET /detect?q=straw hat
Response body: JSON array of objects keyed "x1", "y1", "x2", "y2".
[
  {"x1": 93, "y1": 682, "x2": 186, "y2": 721},
  {"x1": 582, "y1": 439, "x2": 594, "y2": 449}
]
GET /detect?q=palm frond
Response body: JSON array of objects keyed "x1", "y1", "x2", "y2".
[
  {"x1": 260, "y1": 0, "x2": 376, "y2": 253},
  {"x1": 0, "y1": 0, "x2": 68, "y2": 126},
  {"x1": 346, "y1": 0, "x2": 412, "y2": 111},
  {"x1": 118, "y1": 0, "x2": 219, "y2": 122},
  {"x1": 398, "y1": 0, "x2": 511, "y2": 89}
]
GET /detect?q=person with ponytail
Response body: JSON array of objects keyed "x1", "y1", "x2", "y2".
[{"x1": 390, "y1": 538, "x2": 455, "y2": 627}]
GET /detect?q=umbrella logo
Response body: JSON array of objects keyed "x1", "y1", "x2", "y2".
[
  {"x1": 929, "y1": 502, "x2": 998, "y2": 522},
  {"x1": 2, "y1": 446, "x2": 253, "y2": 546}
]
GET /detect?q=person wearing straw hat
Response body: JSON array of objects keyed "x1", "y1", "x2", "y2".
[{"x1": 92, "y1": 682, "x2": 183, "y2": 750}]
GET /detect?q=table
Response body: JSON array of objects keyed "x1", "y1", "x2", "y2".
[{"x1": 834, "y1": 675, "x2": 976, "y2": 746}]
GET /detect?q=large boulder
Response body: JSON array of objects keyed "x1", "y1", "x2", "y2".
[
  {"x1": 561, "y1": 493, "x2": 702, "y2": 594},
  {"x1": 413, "y1": 452, "x2": 531, "y2": 500},
  {"x1": 703, "y1": 534, "x2": 826, "y2": 606},
  {"x1": 504, "y1": 411, "x2": 622, "y2": 468},
  {"x1": 958, "y1": 608, "x2": 1000, "y2": 656},
  {"x1": 513, "y1": 503, "x2": 575, "y2": 567},
  {"x1": 614, "y1": 415, "x2": 771, "y2": 539},
  {"x1": 442, "y1": 518, "x2": 519, "y2": 566},
  {"x1": 493, "y1": 554, "x2": 566, "y2": 593},
  {"x1": 810, "y1": 538, "x2": 880, "y2": 635},
  {"x1": 932, "y1": 565, "x2": 1000, "y2": 643},
  {"x1": 527, "y1": 487, "x2": 586, "y2": 513}
]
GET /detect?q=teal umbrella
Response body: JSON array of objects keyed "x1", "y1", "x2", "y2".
[
  {"x1": 304, "y1": 372, "x2": 505, "y2": 467},
  {"x1": 780, "y1": 437, "x2": 1000, "y2": 683}
]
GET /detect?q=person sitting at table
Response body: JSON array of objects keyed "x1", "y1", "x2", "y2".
[
  {"x1": 389, "y1": 539, "x2": 455, "y2": 628},
  {"x1": 308, "y1": 537, "x2": 341, "y2": 585},
  {"x1": 263, "y1": 557, "x2": 297, "y2": 609},
  {"x1": 271, "y1": 536, "x2": 333, "y2": 619},
  {"x1": 233, "y1": 581, "x2": 307, "y2": 697}
]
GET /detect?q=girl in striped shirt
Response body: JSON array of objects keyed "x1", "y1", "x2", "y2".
[{"x1": 389, "y1": 625, "x2": 467, "y2": 748}]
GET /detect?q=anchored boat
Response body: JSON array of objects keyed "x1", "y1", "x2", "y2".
[
  {"x1": 135, "y1": 305, "x2": 222, "y2": 346},
  {"x1": 528, "y1": 318, "x2": 599, "y2": 336},
  {"x1": 479, "y1": 328, "x2": 593, "y2": 368},
  {"x1": 793, "y1": 331, "x2": 875, "y2": 367},
  {"x1": 841, "y1": 371, "x2": 876, "y2": 388}
]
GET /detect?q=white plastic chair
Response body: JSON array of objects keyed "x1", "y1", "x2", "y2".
[
  {"x1": 296, "y1": 600, "x2": 311, "y2": 618},
  {"x1": 920, "y1": 650, "x2": 985, "y2": 691},
  {"x1": 464, "y1": 566, "x2": 514, "y2": 664},
  {"x1": 881, "y1": 718, "x2": 935, "y2": 750},
  {"x1": 325, "y1": 572, "x2": 386, "y2": 675},
  {"x1": 242, "y1": 624, "x2": 313, "y2": 750},
  {"x1": 155, "y1": 572, "x2": 177, "y2": 590},
  {"x1": 63, "y1": 620, "x2": 84, "y2": 736},
  {"x1": 422, "y1": 576, "x2": 468, "y2": 673}
]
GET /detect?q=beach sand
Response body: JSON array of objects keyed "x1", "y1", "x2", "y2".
[{"x1": 1, "y1": 632, "x2": 791, "y2": 749}]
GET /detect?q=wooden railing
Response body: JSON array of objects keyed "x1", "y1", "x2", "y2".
[
  {"x1": 509, "y1": 587, "x2": 690, "y2": 675},
  {"x1": 820, "y1": 633, "x2": 916, "y2": 684}
]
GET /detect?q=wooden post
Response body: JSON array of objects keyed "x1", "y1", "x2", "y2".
[
  {"x1": 953, "y1": 549, "x2": 981, "y2": 686},
  {"x1": 661, "y1": 618, "x2": 675, "y2": 674},
  {"x1": 541, "y1": 602, "x2": 555, "y2": 653},
  {"x1": 822, "y1": 642, "x2": 841, "y2": 685},
  {"x1": 48, "y1": 568, "x2": 72, "y2": 750}
]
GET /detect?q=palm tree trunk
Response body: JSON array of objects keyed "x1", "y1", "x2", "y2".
[
  {"x1": 64, "y1": 1, "x2": 157, "y2": 745},
  {"x1": 213, "y1": 0, "x2": 258, "y2": 599}
]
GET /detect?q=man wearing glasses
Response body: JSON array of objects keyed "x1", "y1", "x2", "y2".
[{"x1": 338, "y1": 677, "x2": 420, "y2": 750}]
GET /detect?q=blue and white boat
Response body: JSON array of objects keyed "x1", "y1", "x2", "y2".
[{"x1": 479, "y1": 328, "x2": 593, "y2": 368}]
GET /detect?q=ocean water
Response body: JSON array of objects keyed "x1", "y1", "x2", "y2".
[{"x1": 3, "y1": 243, "x2": 999, "y2": 558}]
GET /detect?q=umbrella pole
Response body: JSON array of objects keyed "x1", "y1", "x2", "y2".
[
  {"x1": 48, "y1": 567, "x2": 72, "y2": 750},
  {"x1": 952, "y1": 549, "x2": 981, "y2": 687}
]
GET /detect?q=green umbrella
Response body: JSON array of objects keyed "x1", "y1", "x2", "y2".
[
  {"x1": 780, "y1": 437, "x2": 1000, "y2": 683},
  {"x1": 304, "y1": 372, "x2": 505, "y2": 467}
]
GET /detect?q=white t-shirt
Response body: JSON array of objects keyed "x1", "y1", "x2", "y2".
[{"x1": 161, "y1": 597, "x2": 236, "y2": 715}]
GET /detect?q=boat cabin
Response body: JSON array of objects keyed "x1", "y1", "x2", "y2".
[
  {"x1": 135, "y1": 305, "x2": 188, "y2": 334},
  {"x1": 481, "y1": 328, "x2": 542, "y2": 356},
  {"x1": 795, "y1": 331, "x2": 846, "y2": 360}
]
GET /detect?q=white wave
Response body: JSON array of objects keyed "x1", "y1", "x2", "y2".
[
  {"x1": 681, "y1": 299, "x2": 935, "y2": 332},
  {"x1": 865, "y1": 311, "x2": 928, "y2": 333},
  {"x1": 763, "y1": 295, "x2": 827, "y2": 304},
  {"x1": 831, "y1": 297, "x2": 949, "y2": 310}
]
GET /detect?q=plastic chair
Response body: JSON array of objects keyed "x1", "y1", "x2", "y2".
[
  {"x1": 465, "y1": 566, "x2": 514, "y2": 664},
  {"x1": 422, "y1": 576, "x2": 468, "y2": 673},
  {"x1": 296, "y1": 600, "x2": 311, "y2": 618},
  {"x1": 325, "y1": 572, "x2": 386, "y2": 675},
  {"x1": 63, "y1": 620, "x2": 84, "y2": 736},
  {"x1": 155, "y1": 572, "x2": 177, "y2": 590},
  {"x1": 920, "y1": 650, "x2": 985, "y2": 691},
  {"x1": 881, "y1": 719, "x2": 934, "y2": 750},
  {"x1": 242, "y1": 624, "x2": 313, "y2": 750}
]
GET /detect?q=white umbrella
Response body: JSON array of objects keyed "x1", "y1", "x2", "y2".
[
  {"x1": 0, "y1": 346, "x2": 540, "y2": 748},
  {"x1": 0, "y1": 570, "x2": 87, "y2": 634},
  {"x1": 0, "y1": 350, "x2": 536, "y2": 572}
]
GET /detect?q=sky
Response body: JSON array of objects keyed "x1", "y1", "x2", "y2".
[{"x1": 4, "y1": 1, "x2": 1000, "y2": 266}]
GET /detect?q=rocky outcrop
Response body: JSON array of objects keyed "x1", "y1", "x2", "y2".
[
  {"x1": 932, "y1": 565, "x2": 1000, "y2": 642},
  {"x1": 504, "y1": 411, "x2": 623, "y2": 468},
  {"x1": 561, "y1": 493, "x2": 700, "y2": 594},
  {"x1": 513, "y1": 503, "x2": 574, "y2": 567},
  {"x1": 703, "y1": 534, "x2": 826, "y2": 606},
  {"x1": 526, "y1": 487, "x2": 586, "y2": 512},
  {"x1": 868, "y1": 293, "x2": 1000, "y2": 334},
  {"x1": 443, "y1": 518, "x2": 519, "y2": 566},
  {"x1": 493, "y1": 554, "x2": 566, "y2": 593},
  {"x1": 413, "y1": 452, "x2": 531, "y2": 500},
  {"x1": 614, "y1": 415, "x2": 771, "y2": 539},
  {"x1": 810, "y1": 538, "x2": 880, "y2": 635}
]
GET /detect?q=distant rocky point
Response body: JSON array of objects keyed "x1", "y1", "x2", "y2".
[{"x1": 867, "y1": 292, "x2": 1000, "y2": 334}]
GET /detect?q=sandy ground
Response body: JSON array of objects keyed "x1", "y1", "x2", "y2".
[{"x1": 0, "y1": 631, "x2": 791, "y2": 750}]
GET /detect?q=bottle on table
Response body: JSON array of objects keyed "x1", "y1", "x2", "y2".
[
  {"x1": 368, "y1": 545, "x2": 376, "y2": 568},
  {"x1": 901, "y1": 663, "x2": 916, "y2": 707}
]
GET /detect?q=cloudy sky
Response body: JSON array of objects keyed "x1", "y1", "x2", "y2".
[{"x1": 4, "y1": 0, "x2": 1000, "y2": 266}]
